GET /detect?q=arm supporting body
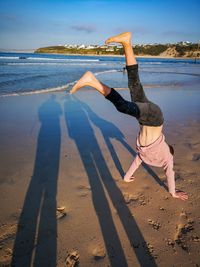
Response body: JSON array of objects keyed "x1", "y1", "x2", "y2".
[{"x1": 124, "y1": 154, "x2": 142, "y2": 182}]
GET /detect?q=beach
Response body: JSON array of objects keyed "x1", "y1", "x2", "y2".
[
  {"x1": 0, "y1": 84, "x2": 200, "y2": 266},
  {"x1": 0, "y1": 54, "x2": 200, "y2": 266},
  {"x1": 1, "y1": 0, "x2": 200, "y2": 263}
]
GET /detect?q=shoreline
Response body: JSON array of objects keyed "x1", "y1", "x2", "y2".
[
  {"x1": 37, "y1": 52, "x2": 200, "y2": 60},
  {"x1": 33, "y1": 51, "x2": 200, "y2": 60},
  {"x1": 1, "y1": 50, "x2": 200, "y2": 60}
]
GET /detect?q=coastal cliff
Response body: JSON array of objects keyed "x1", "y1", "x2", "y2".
[{"x1": 34, "y1": 44, "x2": 200, "y2": 58}]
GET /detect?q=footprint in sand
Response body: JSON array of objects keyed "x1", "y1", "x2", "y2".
[
  {"x1": 76, "y1": 185, "x2": 91, "y2": 190},
  {"x1": 192, "y1": 142, "x2": 200, "y2": 149},
  {"x1": 65, "y1": 250, "x2": 79, "y2": 267},
  {"x1": 174, "y1": 211, "x2": 194, "y2": 252},
  {"x1": 192, "y1": 153, "x2": 200, "y2": 161},
  {"x1": 77, "y1": 184, "x2": 91, "y2": 198},
  {"x1": 0, "y1": 224, "x2": 17, "y2": 244},
  {"x1": 0, "y1": 224, "x2": 17, "y2": 267},
  {"x1": 92, "y1": 243, "x2": 106, "y2": 260},
  {"x1": 123, "y1": 193, "x2": 139, "y2": 204},
  {"x1": 123, "y1": 193, "x2": 148, "y2": 206},
  {"x1": 148, "y1": 219, "x2": 161, "y2": 230},
  {"x1": 142, "y1": 242, "x2": 158, "y2": 259}
]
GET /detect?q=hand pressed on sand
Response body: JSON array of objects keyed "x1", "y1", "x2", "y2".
[
  {"x1": 124, "y1": 176, "x2": 135, "y2": 183},
  {"x1": 171, "y1": 190, "x2": 188, "y2": 201}
]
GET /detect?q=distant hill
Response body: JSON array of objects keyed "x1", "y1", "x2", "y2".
[{"x1": 34, "y1": 44, "x2": 200, "y2": 58}]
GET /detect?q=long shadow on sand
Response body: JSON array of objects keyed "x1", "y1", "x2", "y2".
[
  {"x1": 11, "y1": 95, "x2": 62, "y2": 267},
  {"x1": 64, "y1": 95, "x2": 158, "y2": 267}
]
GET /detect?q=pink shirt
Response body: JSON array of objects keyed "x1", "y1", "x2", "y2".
[{"x1": 124, "y1": 134, "x2": 175, "y2": 194}]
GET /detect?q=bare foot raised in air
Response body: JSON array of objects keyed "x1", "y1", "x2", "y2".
[
  {"x1": 70, "y1": 71, "x2": 95, "y2": 94},
  {"x1": 105, "y1": 31, "x2": 132, "y2": 46},
  {"x1": 70, "y1": 71, "x2": 111, "y2": 96}
]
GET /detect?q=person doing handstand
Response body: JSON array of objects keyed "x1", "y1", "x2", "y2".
[{"x1": 70, "y1": 32, "x2": 188, "y2": 201}]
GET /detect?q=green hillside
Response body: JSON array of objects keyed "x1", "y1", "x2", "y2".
[{"x1": 34, "y1": 44, "x2": 200, "y2": 58}]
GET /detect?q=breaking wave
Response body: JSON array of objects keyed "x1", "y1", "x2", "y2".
[{"x1": 0, "y1": 69, "x2": 119, "y2": 97}]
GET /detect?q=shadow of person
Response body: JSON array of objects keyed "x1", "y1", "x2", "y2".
[
  {"x1": 64, "y1": 95, "x2": 158, "y2": 267},
  {"x1": 11, "y1": 95, "x2": 62, "y2": 267},
  {"x1": 77, "y1": 97, "x2": 167, "y2": 191}
]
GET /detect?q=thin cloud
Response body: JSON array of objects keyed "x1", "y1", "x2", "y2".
[
  {"x1": 71, "y1": 25, "x2": 97, "y2": 34},
  {"x1": 0, "y1": 13, "x2": 20, "y2": 22}
]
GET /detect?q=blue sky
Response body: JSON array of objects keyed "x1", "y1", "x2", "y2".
[{"x1": 0, "y1": 0, "x2": 200, "y2": 49}]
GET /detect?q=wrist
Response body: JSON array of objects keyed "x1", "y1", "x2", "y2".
[{"x1": 169, "y1": 190, "x2": 176, "y2": 196}]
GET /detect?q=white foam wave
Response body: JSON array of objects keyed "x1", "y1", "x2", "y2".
[
  {"x1": 0, "y1": 81, "x2": 76, "y2": 97},
  {"x1": 5, "y1": 62, "x2": 105, "y2": 66},
  {"x1": 0, "y1": 69, "x2": 119, "y2": 97},
  {"x1": 0, "y1": 56, "x2": 19, "y2": 59},
  {"x1": 140, "y1": 62, "x2": 162, "y2": 65},
  {"x1": 31, "y1": 57, "x2": 100, "y2": 62},
  {"x1": 94, "y1": 69, "x2": 119, "y2": 76},
  {"x1": 67, "y1": 63, "x2": 107, "y2": 66},
  {"x1": 0, "y1": 56, "x2": 100, "y2": 62}
]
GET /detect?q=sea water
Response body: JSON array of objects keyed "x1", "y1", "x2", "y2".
[{"x1": 0, "y1": 52, "x2": 200, "y2": 97}]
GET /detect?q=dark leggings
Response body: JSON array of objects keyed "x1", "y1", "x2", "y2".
[{"x1": 105, "y1": 64, "x2": 164, "y2": 126}]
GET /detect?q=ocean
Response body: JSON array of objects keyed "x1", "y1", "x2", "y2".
[{"x1": 0, "y1": 52, "x2": 200, "y2": 97}]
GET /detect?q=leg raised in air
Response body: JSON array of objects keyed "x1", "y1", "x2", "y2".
[{"x1": 70, "y1": 71, "x2": 111, "y2": 96}]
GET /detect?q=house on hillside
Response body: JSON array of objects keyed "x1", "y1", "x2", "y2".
[
  {"x1": 77, "y1": 44, "x2": 86, "y2": 49},
  {"x1": 85, "y1": 45, "x2": 96, "y2": 49}
]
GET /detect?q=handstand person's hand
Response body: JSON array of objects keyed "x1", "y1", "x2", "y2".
[
  {"x1": 171, "y1": 190, "x2": 188, "y2": 200},
  {"x1": 124, "y1": 176, "x2": 135, "y2": 183}
]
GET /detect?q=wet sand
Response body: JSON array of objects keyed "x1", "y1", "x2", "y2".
[{"x1": 0, "y1": 89, "x2": 200, "y2": 267}]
